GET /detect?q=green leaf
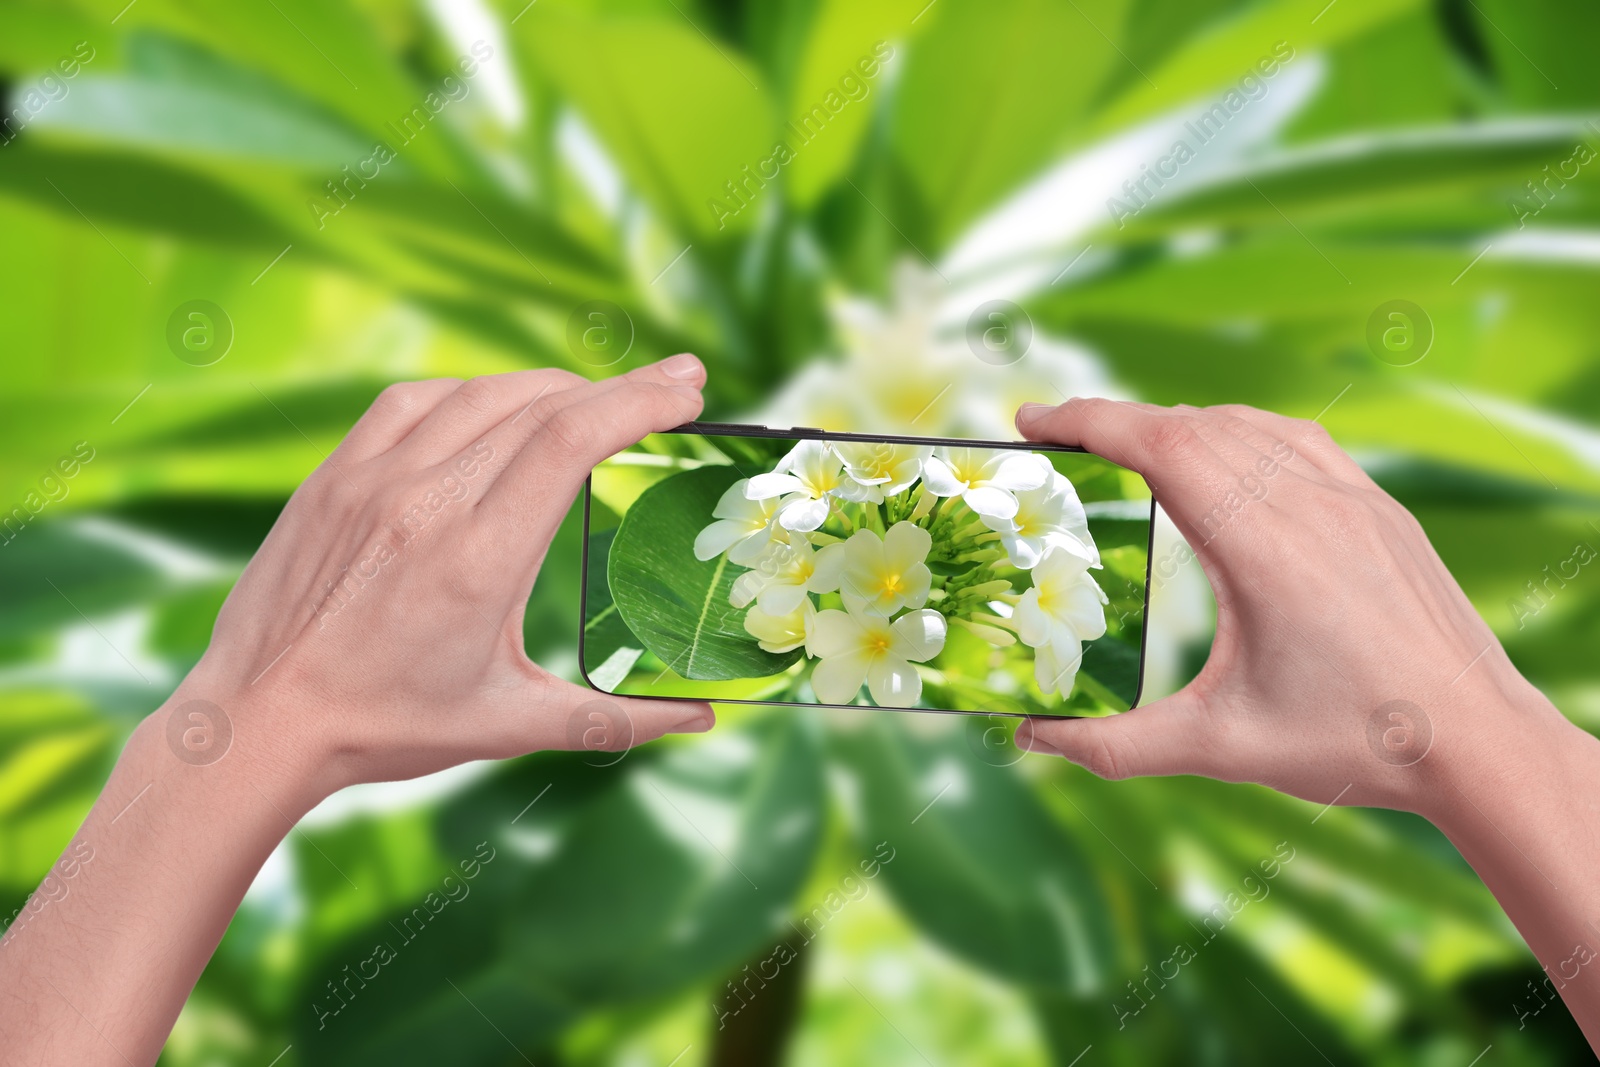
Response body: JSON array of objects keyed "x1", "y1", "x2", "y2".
[
  {"x1": 514, "y1": 9, "x2": 775, "y2": 235},
  {"x1": 781, "y1": 0, "x2": 921, "y2": 205},
  {"x1": 0, "y1": 6, "x2": 117, "y2": 74},
  {"x1": 0, "y1": 142, "x2": 310, "y2": 256},
  {"x1": 607, "y1": 465, "x2": 804, "y2": 682},
  {"x1": 1471, "y1": 0, "x2": 1600, "y2": 108},
  {"x1": 1091, "y1": 0, "x2": 1426, "y2": 134},
  {"x1": 134, "y1": 0, "x2": 481, "y2": 183},
  {"x1": 581, "y1": 528, "x2": 644, "y2": 686},
  {"x1": 360, "y1": 713, "x2": 829, "y2": 1015},
  {"x1": 892, "y1": 0, "x2": 1131, "y2": 244},
  {"x1": 31, "y1": 34, "x2": 376, "y2": 167},
  {"x1": 834, "y1": 716, "x2": 1116, "y2": 993},
  {"x1": 0, "y1": 520, "x2": 166, "y2": 643},
  {"x1": 1113, "y1": 120, "x2": 1599, "y2": 240}
]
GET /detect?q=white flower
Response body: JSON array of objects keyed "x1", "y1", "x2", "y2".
[
  {"x1": 832, "y1": 442, "x2": 933, "y2": 503},
  {"x1": 807, "y1": 605, "x2": 946, "y2": 707},
  {"x1": 1013, "y1": 544, "x2": 1108, "y2": 695},
  {"x1": 730, "y1": 532, "x2": 844, "y2": 615},
  {"x1": 744, "y1": 598, "x2": 815, "y2": 654},
  {"x1": 753, "y1": 260, "x2": 1121, "y2": 439},
  {"x1": 920, "y1": 447, "x2": 1048, "y2": 521},
  {"x1": 743, "y1": 440, "x2": 846, "y2": 532},
  {"x1": 694, "y1": 478, "x2": 784, "y2": 564},
  {"x1": 984, "y1": 467, "x2": 1099, "y2": 569},
  {"x1": 831, "y1": 522, "x2": 933, "y2": 617}
]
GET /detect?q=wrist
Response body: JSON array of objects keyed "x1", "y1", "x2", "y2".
[
  {"x1": 1407, "y1": 674, "x2": 1588, "y2": 835},
  {"x1": 154, "y1": 668, "x2": 341, "y2": 819}
]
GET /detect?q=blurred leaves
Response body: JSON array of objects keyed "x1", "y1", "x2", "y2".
[
  {"x1": 2, "y1": 0, "x2": 1598, "y2": 1064},
  {"x1": 835, "y1": 717, "x2": 1115, "y2": 993}
]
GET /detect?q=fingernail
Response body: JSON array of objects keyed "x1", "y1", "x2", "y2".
[
  {"x1": 662, "y1": 353, "x2": 703, "y2": 380},
  {"x1": 670, "y1": 711, "x2": 713, "y2": 733},
  {"x1": 1016, "y1": 402, "x2": 1054, "y2": 428}
]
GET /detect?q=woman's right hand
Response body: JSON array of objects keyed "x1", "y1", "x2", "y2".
[{"x1": 1013, "y1": 398, "x2": 1573, "y2": 818}]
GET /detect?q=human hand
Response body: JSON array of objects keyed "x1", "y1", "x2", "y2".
[
  {"x1": 1011, "y1": 399, "x2": 1569, "y2": 816},
  {"x1": 173, "y1": 354, "x2": 716, "y2": 808}
]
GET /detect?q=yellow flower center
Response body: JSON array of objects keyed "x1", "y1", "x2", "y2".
[
  {"x1": 810, "y1": 469, "x2": 841, "y2": 495},
  {"x1": 881, "y1": 572, "x2": 903, "y2": 594},
  {"x1": 870, "y1": 635, "x2": 891, "y2": 653}
]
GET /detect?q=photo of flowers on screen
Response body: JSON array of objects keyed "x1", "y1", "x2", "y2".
[{"x1": 583, "y1": 432, "x2": 1151, "y2": 715}]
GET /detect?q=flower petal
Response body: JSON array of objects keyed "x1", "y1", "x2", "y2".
[
  {"x1": 832, "y1": 478, "x2": 883, "y2": 503},
  {"x1": 730, "y1": 570, "x2": 763, "y2": 608},
  {"x1": 728, "y1": 531, "x2": 776, "y2": 566},
  {"x1": 865, "y1": 654, "x2": 922, "y2": 707},
  {"x1": 778, "y1": 495, "x2": 831, "y2": 532},
  {"x1": 963, "y1": 486, "x2": 1020, "y2": 520},
  {"x1": 744, "y1": 603, "x2": 808, "y2": 653},
  {"x1": 812, "y1": 648, "x2": 874, "y2": 705},
  {"x1": 1001, "y1": 531, "x2": 1044, "y2": 569},
  {"x1": 920, "y1": 456, "x2": 968, "y2": 497},
  {"x1": 1060, "y1": 573, "x2": 1109, "y2": 640},
  {"x1": 882, "y1": 521, "x2": 933, "y2": 572},
  {"x1": 900, "y1": 563, "x2": 932, "y2": 609},
  {"x1": 809, "y1": 542, "x2": 845, "y2": 592},
  {"x1": 745, "y1": 472, "x2": 805, "y2": 500},
  {"x1": 1013, "y1": 588, "x2": 1050, "y2": 648},
  {"x1": 986, "y1": 452, "x2": 1050, "y2": 492},
  {"x1": 889, "y1": 608, "x2": 947, "y2": 662},
  {"x1": 711, "y1": 479, "x2": 758, "y2": 519},
  {"x1": 1035, "y1": 635, "x2": 1085, "y2": 695},
  {"x1": 807, "y1": 608, "x2": 863, "y2": 659},
  {"x1": 694, "y1": 518, "x2": 749, "y2": 561},
  {"x1": 757, "y1": 582, "x2": 808, "y2": 616}
]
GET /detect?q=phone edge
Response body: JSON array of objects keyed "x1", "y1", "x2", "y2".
[{"x1": 576, "y1": 422, "x2": 1159, "y2": 720}]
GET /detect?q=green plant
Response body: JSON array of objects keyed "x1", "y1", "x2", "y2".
[{"x1": 2, "y1": 0, "x2": 1597, "y2": 1063}]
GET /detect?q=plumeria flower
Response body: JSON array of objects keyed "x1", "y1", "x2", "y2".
[
  {"x1": 1013, "y1": 544, "x2": 1108, "y2": 695},
  {"x1": 831, "y1": 442, "x2": 933, "y2": 504},
  {"x1": 921, "y1": 447, "x2": 1049, "y2": 521},
  {"x1": 730, "y1": 532, "x2": 844, "y2": 615},
  {"x1": 983, "y1": 468, "x2": 1099, "y2": 569},
  {"x1": 694, "y1": 478, "x2": 785, "y2": 564},
  {"x1": 744, "y1": 597, "x2": 815, "y2": 654},
  {"x1": 807, "y1": 605, "x2": 946, "y2": 708},
  {"x1": 743, "y1": 440, "x2": 846, "y2": 532},
  {"x1": 832, "y1": 522, "x2": 933, "y2": 617}
]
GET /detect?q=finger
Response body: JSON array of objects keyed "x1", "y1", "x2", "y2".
[
  {"x1": 390, "y1": 368, "x2": 590, "y2": 466},
  {"x1": 394, "y1": 672, "x2": 713, "y2": 769},
  {"x1": 1016, "y1": 398, "x2": 1242, "y2": 538},
  {"x1": 476, "y1": 369, "x2": 706, "y2": 545},
  {"x1": 1208, "y1": 404, "x2": 1375, "y2": 487},
  {"x1": 1017, "y1": 690, "x2": 1220, "y2": 780},
  {"x1": 476, "y1": 353, "x2": 709, "y2": 464},
  {"x1": 494, "y1": 675, "x2": 715, "y2": 758},
  {"x1": 332, "y1": 378, "x2": 463, "y2": 462}
]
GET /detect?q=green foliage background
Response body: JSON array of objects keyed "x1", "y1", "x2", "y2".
[{"x1": 2, "y1": 0, "x2": 1599, "y2": 1063}]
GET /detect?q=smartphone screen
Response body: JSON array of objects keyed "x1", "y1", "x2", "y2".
[{"x1": 581, "y1": 425, "x2": 1152, "y2": 717}]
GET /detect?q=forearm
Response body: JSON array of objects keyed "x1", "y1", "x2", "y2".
[
  {"x1": 0, "y1": 698, "x2": 319, "y2": 1065},
  {"x1": 1420, "y1": 682, "x2": 1600, "y2": 1046}
]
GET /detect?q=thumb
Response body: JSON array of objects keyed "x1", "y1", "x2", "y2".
[
  {"x1": 1017, "y1": 691, "x2": 1214, "y2": 781},
  {"x1": 533, "y1": 677, "x2": 714, "y2": 756}
]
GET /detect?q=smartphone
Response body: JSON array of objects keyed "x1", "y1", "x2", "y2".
[{"x1": 580, "y1": 423, "x2": 1153, "y2": 718}]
